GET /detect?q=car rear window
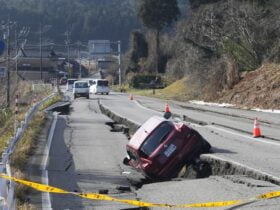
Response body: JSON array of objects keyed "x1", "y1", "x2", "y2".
[
  {"x1": 75, "y1": 82, "x2": 88, "y2": 88},
  {"x1": 139, "y1": 121, "x2": 173, "y2": 157},
  {"x1": 97, "y1": 80, "x2": 108, "y2": 86},
  {"x1": 89, "y1": 80, "x2": 95, "y2": 85}
]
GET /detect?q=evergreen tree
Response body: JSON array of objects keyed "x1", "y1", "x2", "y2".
[{"x1": 138, "y1": 0, "x2": 180, "y2": 73}]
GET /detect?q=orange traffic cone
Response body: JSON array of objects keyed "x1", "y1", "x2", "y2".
[
  {"x1": 253, "y1": 118, "x2": 261, "y2": 138},
  {"x1": 129, "y1": 94, "x2": 134, "y2": 100},
  {"x1": 165, "y1": 103, "x2": 170, "y2": 113},
  {"x1": 164, "y1": 103, "x2": 171, "y2": 119}
]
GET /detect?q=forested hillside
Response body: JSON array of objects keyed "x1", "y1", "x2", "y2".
[
  {"x1": 0, "y1": 0, "x2": 140, "y2": 49},
  {"x1": 124, "y1": 0, "x2": 280, "y2": 106}
]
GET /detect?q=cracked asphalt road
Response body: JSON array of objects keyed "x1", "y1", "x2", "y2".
[
  {"x1": 29, "y1": 90, "x2": 279, "y2": 209},
  {"x1": 47, "y1": 97, "x2": 141, "y2": 209}
]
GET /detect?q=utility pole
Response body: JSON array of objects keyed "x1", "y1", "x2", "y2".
[
  {"x1": 6, "y1": 18, "x2": 11, "y2": 108},
  {"x1": 118, "y1": 40, "x2": 121, "y2": 87},
  {"x1": 65, "y1": 31, "x2": 70, "y2": 78},
  {"x1": 40, "y1": 22, "x2": 43, "y2": 81},
  {"x1": 39, "y1": 0, "x2": 43, "y2": 81},
  {"x1": 15, "y1": 23, "x2": 18, "y2": 86},
  {"x1": 78, "y1": 41, "x2": 82, "y2": 78}
]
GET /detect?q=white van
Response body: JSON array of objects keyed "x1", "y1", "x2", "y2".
[
  {"x1": 66, "y1": 78, "x2": 78, "y2": 91},
  {"x1": 89, "y1": 79, "x2": 110, "y2": 95},
  {"x1": 73, "y1": 81, "x2": 90, "y2": 99}
]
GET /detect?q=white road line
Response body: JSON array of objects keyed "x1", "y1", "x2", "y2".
[
  {"x1": 207, "y1": 125, "x2": 280, "y2": 147},
  {"x1": 133, "y1": 99, "x2": 280, "y2": 147},
  {"x1": 134, "y1": 100, "x2": 162, "y2": 115},
  {"x1": 42, "y1": 113, "x2": 58, "y2": 210}
]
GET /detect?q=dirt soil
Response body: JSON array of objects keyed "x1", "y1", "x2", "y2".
[{"x1": 218, "y1": 63, "x2": 280, "y2": 109}]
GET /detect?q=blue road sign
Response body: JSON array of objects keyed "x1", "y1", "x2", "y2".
[{"x1": 0, "y1": 41, "x2": 6, "y2": 55}]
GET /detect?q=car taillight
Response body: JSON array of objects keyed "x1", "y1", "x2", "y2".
[
  {"x1": 140, "y1": 158, "x2": 152, "y2": 169},
  {"x1": 174, "y1": 122, "x2": 184, "y2": 132},
  {"x1": 142, "y1": 163, "x2": 150, "y2": 168}
]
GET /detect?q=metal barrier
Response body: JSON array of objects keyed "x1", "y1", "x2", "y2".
[{"x1": 0, "y1": 93, "x2": 56, "y2": 210}]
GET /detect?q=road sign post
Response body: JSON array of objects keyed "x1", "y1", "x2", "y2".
[
  {"x1": 0, "y1": 67, "x2": 6, "y2": 77},
  {"x1": 0, "y1": 41, "x2": 5, "y2": 55}
]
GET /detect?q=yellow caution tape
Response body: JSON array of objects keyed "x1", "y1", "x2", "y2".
[
  {"x1": 257, "y1": 191, "x2": 280, "y2": 199},
  {"x1": 0, "y1": 174, "x2": 67, "y2": 194},
  {"x1": 0, "y1": 173, "x2": 279, "y2": 208}
]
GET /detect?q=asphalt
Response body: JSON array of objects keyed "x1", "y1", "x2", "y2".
[
  {"x1": 98, "y1": 92, "x2": 280, "y2": 209},
  {"x1": 26, "y1": 89, "x2": 280, "y2": 209},
  {"x1": 47, "y1": 97, "x2": 141, "y2": 209}
]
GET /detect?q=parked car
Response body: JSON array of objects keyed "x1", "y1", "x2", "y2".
[
  {"x1": 73, "y1": 81, "x2": 90, "y2": 99},
  {"x1": 123, "y1": 116, "x2": 211, "y2": 180},
  {"x1": 66, "y1": 78, "x2": 78, "y2": 91},
  {"x1": 89, "y1": 79, "x2": 110, "y2": 95},
  {"x1": 60, "y1": 77, "x2": 67, "y2": 85}
]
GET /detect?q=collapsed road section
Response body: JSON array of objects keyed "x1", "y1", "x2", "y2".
[{"x1": 99, "y1": 99, "x2": 280, "y2": 185}]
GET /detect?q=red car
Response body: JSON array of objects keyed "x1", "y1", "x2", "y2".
[{"x1": 123, "y1": 116, "x2": 211, "y2": 180}]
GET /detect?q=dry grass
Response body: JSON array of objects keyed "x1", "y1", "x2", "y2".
[
  {"x1": 9, "y1": 112, "x2": 47, "y2": 204},
  {"x1": 10, "y1": 112, "x2": 46, "y2": 171},
  {"x1": 7, "y1": 93, "x2": 61, "y2": 206},
  {"x1": 121, "y1": 77, "x2": 200, "y2": 102},
  {"x1": 40, "y1": 94, "x2": 62, "y2": 111},
  {"x1": 219, "y1": 63, "x2": 280, "y2": 109},
  {"x1": 0, "y1": 117, "x2": 14, "y2": 154}
]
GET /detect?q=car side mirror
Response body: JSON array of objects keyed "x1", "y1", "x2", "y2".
[{"x1": 123, "y1": 157, "x2": 130, "y2": 165}]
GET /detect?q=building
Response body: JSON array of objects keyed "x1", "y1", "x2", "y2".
[
  {"x1": 14, "y1": 57, "x2": 58, "y2": 82},
  {"x1": 88, "y1": 40, "x2": 112, "y2": 59}
]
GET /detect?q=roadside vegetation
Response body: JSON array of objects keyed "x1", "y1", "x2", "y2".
[
  {"x1": 121, "y1": 0, "x2": 280, "y2": 109},
  {"x1": 114, "y1": 76, "x2": 203, "y2": 102},
  {"x1": 10, "y1": 111, "x2": 47, "y2": 205},
  {"x1": 9, "y1": 93, "x2": 62, "y2": 206},
  {"x1": 0, "y1": 77, "x2": 62, "y2": 206}
]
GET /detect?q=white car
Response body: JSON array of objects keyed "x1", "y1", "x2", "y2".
[
  {"x1": 73, "y1": 81, "x2": 90, "y2": 99},
  {"x1": 66, "y1": 79, "x2": 78, "y2": 91},
  {"x1": 89, "y1": 79, "x2": 110, "y2": 95}
]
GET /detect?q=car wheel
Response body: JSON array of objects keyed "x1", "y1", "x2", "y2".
[
  {"x1": 74, "y1": 94, "x2": 77, "y2": 99},
  {"x1": 192, "y1": 159, "x2": 212, "y2": 178},
  {"x1": 106, "y1": 93, "x2": 109, "y2": 95},
  {"x1": 86, "y1": 94, "x2": 89, "y2": 99},
  {"x1": 201, "y1": 140, "x2": 211, "y2": 153}
]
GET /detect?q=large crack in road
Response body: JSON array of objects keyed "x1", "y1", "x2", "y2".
[{"x1": 99, "y1": 100, "x2": 280, "y2": 185}]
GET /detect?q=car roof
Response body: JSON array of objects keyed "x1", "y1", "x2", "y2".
[
  {"x1": 128, "y1": 116, "x2": 167, "y2": 150},
  {"x1": 74, "y1": 80, "x2": 87, "y2": 83}
]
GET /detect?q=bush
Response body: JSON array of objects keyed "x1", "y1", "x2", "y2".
[
  {"x1": 0, "y1": 108, "x2": 12, "y2": 127},
  {"x1": 129, "y1": 74, "x2": 165, "y2": 89}
]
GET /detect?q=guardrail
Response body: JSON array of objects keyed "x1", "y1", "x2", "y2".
[{"x1": 0, "y1": 93, "x2": 56, "y2": 209}]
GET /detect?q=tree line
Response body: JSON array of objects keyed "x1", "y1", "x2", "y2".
[{"x1": 0, "y1": 0, "x2": 140, "y2": 49}]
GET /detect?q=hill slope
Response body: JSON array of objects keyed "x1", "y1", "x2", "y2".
[{"x1": 218, "y1": 64, "x2": 280, "y2": 109}]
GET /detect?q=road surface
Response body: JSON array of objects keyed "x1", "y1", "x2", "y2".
[{"x1": 28, "y1": 90, "x2": 280, "y2": 209}]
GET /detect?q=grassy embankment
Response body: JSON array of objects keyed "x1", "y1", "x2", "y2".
[
  {"x1": 10, "y1": 94, "x2": 62, "y2": 207},
  {"x1": 115, "y1": 77, "x2": 199, "y2": 102},
  {"x1": 0, "y1": 84, "x2": 62, "y2": 207}
]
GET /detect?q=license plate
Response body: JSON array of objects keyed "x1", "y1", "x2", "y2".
[{"x1": 164, "y1": 144, "x2": 177, "y2": 157}]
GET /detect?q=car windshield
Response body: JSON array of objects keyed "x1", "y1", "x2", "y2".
[
  {"x1": 68, "y1": 79, "x2": 77, "y2": 85},
  {"x1": 75, "y1": 82, "x2": 88, "y2": 88},
  {"x1": 140, "y1": 121, "x2": 173, "y2": 157},
  {"x1": 97, "y1": 80, "x2": 108, "y2": 86},
  {"x1": 89, "y1": 80, "x2": 95, "y2": 85}
]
